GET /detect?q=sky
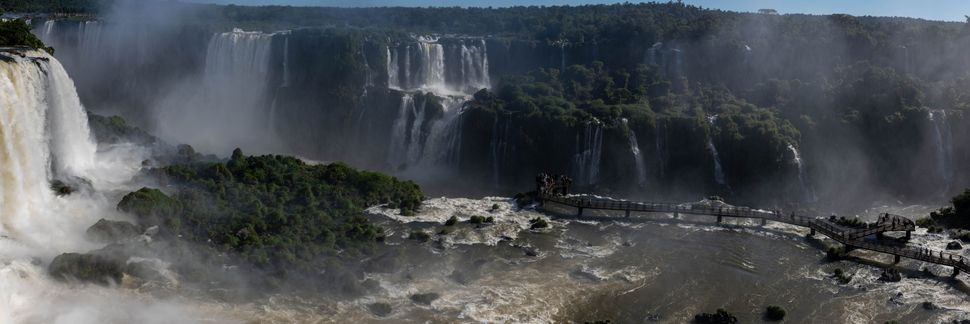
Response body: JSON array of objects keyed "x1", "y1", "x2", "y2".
[{"x1": 182, "y1": 0, "x2": 970, "y2": 22}]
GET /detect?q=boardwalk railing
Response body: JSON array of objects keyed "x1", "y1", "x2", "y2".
[{"x1": 539, "y1": 193, "x2": 969, "y2": 275}]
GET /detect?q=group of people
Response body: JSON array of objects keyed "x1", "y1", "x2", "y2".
[
  {"x1": 915, "y1": 247, "x2": 965, "y2": 264},
  {"x1": 536, "y1": 173, "x2": 572, "y2": 197}
]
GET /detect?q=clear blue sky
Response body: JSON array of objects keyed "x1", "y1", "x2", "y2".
[{"x1": 183, "y1": 0, "x2": 970, "y2": 22}]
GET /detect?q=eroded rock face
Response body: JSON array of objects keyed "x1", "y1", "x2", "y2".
[
  {"x1": 85, "y1": 218, "x2": 142, "y2": 243},
  {"x1": 49, "y1": 253, "x2": 124, "y2": 286},
  {"x1": 410, "y1": 292, "x2": 440, "y2": 305},
  {"x1": 879, "y1": 268, "x2": 902, "y2": 282}
]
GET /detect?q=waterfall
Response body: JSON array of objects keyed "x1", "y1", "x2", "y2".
[
  {"x1": 0, "y1": 49, "x2": 97, "y2": 240},
  {"x1": 788, "y1": 143, "x2": 817, "y2": 202},
  {"x1": 647, "y1": 42, "x2": 663, "y2": 66},
  {"x1": 929, "y1": 110, "x2": 953, "y2": 185},
  {"x1": 388, "y1": 94, "x2": 417, "y2": 168},
  {"x1": 416, "y1": 37, "x2": 446, "y2": 92},
  {"x1": 157, "y1": 28, "x2": 278, "y2": 154},
  {"x1": 490, "y1": 113, "x2": 513, "y2": 188},
  {"x1": 77, "y1": 21, "x2": 102, "y2": 63},
  {"x1": 708, "y1": 139, "x2": 727, "y2": 186},
  {"x1": 623, "y1": 119, "x2": 647, "y2": 187},
  {"x1": 459, "y1": 39, "x2": 490, "y2": 92},
  {"x1": 707, "y1": 116, "x2": 727, "y2": 187},
  {"x1": 573, "y1": 122, "x2": 604, "y2": 186},
  {"x1": 387, "y1": 36, "x2": 489, "y2": 94},
  {"x1": 281, "y1": 35, "x2": 290, "y2": 88}
]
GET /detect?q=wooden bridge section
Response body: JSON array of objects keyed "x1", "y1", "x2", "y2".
[{"x1": 533, "y1": 174, "x2": 969, "y2": 275}]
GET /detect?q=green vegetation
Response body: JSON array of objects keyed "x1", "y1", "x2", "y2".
[
  {"x1": 0, "y1": 19, "x2": 53, "y2": 53},
  {"x1": 832, "y1": 268, "x2": 853, "y2": 284},
  {"x1": 530, "y1": 217, "x2": 549, "y2": 229},
  {"x1": 445, "y1": 215, "x2": 458, "y2": 226},
  {"x1": 930, "y1": 188, "x2": 970, "y2": 229},
  {"x1": 0, "y1": 0, "x2": 106, "y2": 13},
  {"x1": 826, "y1": 246, "x2": 850, "y2": 260},
  {"x1": 87, "y1": 113, "x2": 157, "y2": 145},
  {"x1": 764, "y1": 305, "x2": 786, "y2": 321},
  {"x1": 830, "y1": 216, "x2": 867, "y2": 229},
  {"x1": 693, "y1": 309, "x2": 738, "y2": 324},
  {"x1": 118, "y1": 148, "x2": 423, "y2": 272}
]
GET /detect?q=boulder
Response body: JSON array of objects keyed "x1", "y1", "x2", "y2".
[
  {"x1": 922, "y1": 301, "x2": 940, "y2": 310},
  {"x1": 49, "y1": 253, "x2": 124, "y2": 286},
  {"x1": 947, "y1": 241, "x2": 963, "y2": 250},
  {"x1": 85, "y1": 219, "x2": 142, "y2": 243},
  {"x1": 368, "y1": 302, "x2": 392, "y2": 317},
  {"x1": 694, "y1": 309, "x2": 738, "y2": 324},
  {"x1": 410, "y1": 292, "x2": 440, "y2": 305},
  {"x1": 879, "y1": 268, "x2": 902, "y2": 282}
]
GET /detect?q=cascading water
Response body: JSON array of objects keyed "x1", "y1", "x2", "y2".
[
  {"x1": 787, "y1": 143, "x2": 817, "y2": 202},
  {"x1": 385, "y1": 35, "x2": 490, "y2": 174},
  {"x1": 707, "y1": 116, "x2": 727, "y2": 187},
  {"x1": 622, "y1": 119, "x2": 647, "y2": 187},
  {"x1": 573, "y1": 121, "x2": 604, "y2": 186},
  {"x1": 76, "y1": 21, "x2": 102, "y2": 63},
  {"x1": 928, "y1": 110, "x2": 953, "y2": 185},
  {"x1": 490, "y1": 113, "x2": 513, "y2": 188},
  {"x1": 157, "y1": 28, "x2": 279, "y2": 154},
  {"x1": 707, "y1": 140, "x2": 727, "y2": 187}
]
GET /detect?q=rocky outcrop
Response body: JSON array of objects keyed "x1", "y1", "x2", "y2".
[
  {"x1": 85, "y1": 218, "x2": 142, "y2": 243},
  {"x1": 49, "y1": 253, "x2": 124, "y2": 286}
]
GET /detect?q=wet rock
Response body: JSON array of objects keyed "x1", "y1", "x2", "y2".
[
  {"x1": 50, "y1": 180, "x2": 75, "y2": 196},
  {"x1": 879, "y1": 268, "x2": 902, "y2": 282},
  {"x1": 368, "y1": 302, "x2": 392, "y2": 317},
  {"x1": 694, "y1": 309, "x2": 738, "y2": 324},
  {"x1": 410, "y1": 292, "x2": 440, "y2": 305},
  {"x1": 922, "y1": 301, "x2": 940, "y2": 310},
  {"x1": 125, "y1": 259, "x2": 172, "y2": 283},
  {"x1": 49, "y1": 253, "x2": 124, "y2": 286},
  {"x1": 947, "y1": 241, "x2": 963, "y2": 250},
  {"x1": 523, "y1": 247, "x2": 539, "y2": 257},
  {"x1": 363, "y1": 251, "x2": 400, "y2": 273},
  {"x1": 85, "y1": 219, "x2": 142, "y2": 243}
]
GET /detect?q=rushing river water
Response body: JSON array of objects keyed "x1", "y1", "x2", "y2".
[{"x1": 194, "y1": 197, "x2": 970, "y2": 323}]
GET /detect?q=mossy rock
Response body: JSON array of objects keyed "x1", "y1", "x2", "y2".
[
  {"x1": 765, "y1": 305, "x2": 786, "y2": 321},
  {"x1": 85, "y1": 219, "x2": 142, "y2": 243},
  {"x1": 49, "y1": 253, "x2": 124, "y2": 286},
  {"x1": 410, "y1": 292, "x2": 440, "y2": 305}
]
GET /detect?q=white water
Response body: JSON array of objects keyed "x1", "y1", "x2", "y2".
[
  {"x1": 707, "y1": 139, "x2": 727, "y2": 187},
  {"x1": 387, "y1": 35, "x2": 490, "y2": 94},
  {"x1": 0, "y1": 49, "x2": 231, "y2": 323},
  {"x1": 385, "y1": 35, "x2": 489, "y2": 173},
  {"x1": 928, "y1": 110, "x2": 953, "y2": 186},
  {"x1": 787, "y1": 143, "x2": 817, "y2": 202},
  {"x1": 622, "y1": 119, "x2": 647, "y2": 187},
  {"x1": 707, "y1": 116, "x2": 726, "y2": 187},
  {"x1": 647, "y1": 42, "x2": 663, "y2": 66},
  {"x1": 573, "y1": 122, "x2": 604, "y2": 186}
]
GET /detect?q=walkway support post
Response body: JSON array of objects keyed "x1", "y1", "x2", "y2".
[
  {"x1": 717, "y1": 215, "x2": 723, "y2": 223},
  {"x1": 625, "y1": 210, "x2": 631, "y2": 218},
  {"x1": 761, "y1": 218, "x2": 767, "y2": 226},
  {"x1": 894, "y1": 255, "x2": 901, "y2": 264},
  {"x1": 673, "y1": 212, "x2": 679, "y2": 219},
  {"x1": 809, "y1": 228, "x2": 815, "y2": 236},
  {"x1": 954, "y1": 267, "x2": 961, "y2": 277},
  {"x1": 577, "y1": 207, "x2": 584, "y2": 217},
  {"x1": 906, "y1": 231, "x2": 911, "y2": 240}
]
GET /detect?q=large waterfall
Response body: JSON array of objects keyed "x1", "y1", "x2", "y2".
[
  {"x1": 573, "y1": 122, "x2": 604, "y2": 186},
  {"x1": 386, "y1": 36, "x2": 490, "y2": 94},
  {"x1": 787, "y1": 143, "x2": 817, "y2": 202},
  {"x1": 385, "y1": 35, "x2": 489, "y2": 174},
  {"x1": 929, "y1": 110, "x2": 953, "y2": 185},
  {"x1": 0, "y1": 49, "x2": 98, "y2": 244},
  {"x1": 623, "y1": 119, "x2": 647, "y2": 187},
  {"x1": 156, "y1": 28, "x2": 279, "y2": 154}
]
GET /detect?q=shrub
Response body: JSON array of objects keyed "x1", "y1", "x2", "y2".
[
  {"x1": 408, "y1": 231, "x2": 431, "y2": 242},
  {"x1": 445, "y1": 216, "x2": 458, "y2": 226},
  {"x1": 765, "y1": 305, "x2": 786, "y2": 321},
  {"x1": 530, "y1": 217, "x2": 549, "y2": 229},
  {"x1": 694, "y1": 309, "x2": 737, "y2": 324}
]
